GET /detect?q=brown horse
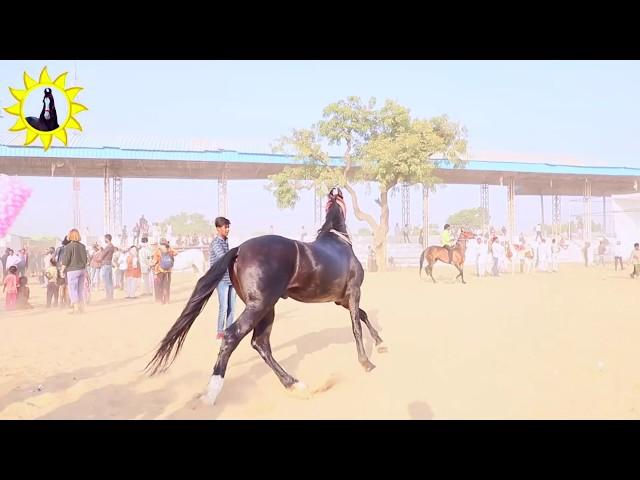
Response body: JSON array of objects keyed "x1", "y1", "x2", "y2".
[{"x1": 419, "y1": 229, "x2": 476, "y2": 283}]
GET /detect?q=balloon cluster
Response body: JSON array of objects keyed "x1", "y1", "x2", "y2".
[{"x1": 0, "y1": 175, "x2": 32, "y2": 238}]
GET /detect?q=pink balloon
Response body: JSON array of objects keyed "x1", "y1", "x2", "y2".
[{"x1": 0, "y1": 175, "x2": 32, "y2": 239}]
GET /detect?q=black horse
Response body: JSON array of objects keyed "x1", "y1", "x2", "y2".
[
  {"x1": 26, "y1": 88, "x2": 59, "y2": 132},
  {"x1": 146, "y1": 187, "x2": 386, "y2": 405}
]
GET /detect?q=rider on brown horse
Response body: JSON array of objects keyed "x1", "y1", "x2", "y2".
[{"x1": 441, "y1": 224, "x2": 455, "y2": 263}]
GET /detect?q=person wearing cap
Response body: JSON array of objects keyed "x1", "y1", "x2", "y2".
[{"x1": 440, "y1": 224, "x2": 455, "y2": 263}]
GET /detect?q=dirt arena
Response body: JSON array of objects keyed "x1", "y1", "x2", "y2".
[{"x1": 2, "y1": 263, "x2": 640, "y2": 419}]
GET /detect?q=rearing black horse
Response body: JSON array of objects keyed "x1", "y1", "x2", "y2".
[
  {"x1": 146, "y1": 187, "x2": 386, "y2": 405},
  {"x1": 26, "y1": 88, "x2": 59, "y2": 132}
]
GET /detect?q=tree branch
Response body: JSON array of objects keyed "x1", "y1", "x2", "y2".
[{"x1": 343, "y1": 183, "x2": 378, "y2": 231}]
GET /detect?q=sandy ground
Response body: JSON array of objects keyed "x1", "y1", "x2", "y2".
[{"x1": 2, "y1": 263, "x2": 640, "y2": 420}]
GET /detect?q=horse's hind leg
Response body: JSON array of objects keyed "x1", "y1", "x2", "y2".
[
  {"x1": 202, "y1": 304, "x2": 271, "y2": 406},
  {"x1": 428, "y1": 263, "x2": 437, "y2": 283},
  {"x1": 346, "y1": 288, "x2": 375, "y2": 372},
  {"x1": 340, "y1": 304, "x2": 387, "y2": 353},
  {"x1": 250, "y1": 307, "x2": 302, "y2": 390},
  {"x1": 456, "y1": 265, "x2": 466, "y2": 284}
]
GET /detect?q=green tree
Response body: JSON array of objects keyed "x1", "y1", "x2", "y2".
[
  {"x1": 447, "y1": 207, "x2": 489, "y2": 229},
  {"x1": 268, "y1": 96, "x2": 467, "y2": 269},
  {"x1": 161, "y1": 212, "x2": 212, "y2": 236}
]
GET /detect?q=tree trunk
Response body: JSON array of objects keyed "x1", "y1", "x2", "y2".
[
  {"x1": 344, "y1": 183, "x2": 390, "y2": 271},
  {"x1": 374, "y1": 189, "x2": 390, "y2": 270}
]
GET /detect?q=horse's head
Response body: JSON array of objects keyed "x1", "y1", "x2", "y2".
[
  {"x1": 458, "y1": 228, "x2": 476, "y2": 241},
  {"x1": 319, "y1": 186, "x2": 348, "y2": 235},
  {"x1": 326, "y1": 186, "x2": 346, "y2": 220}
]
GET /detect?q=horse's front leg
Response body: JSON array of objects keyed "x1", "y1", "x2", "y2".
[{"x1": 347, "y1": 287, "x2": 375, "y2": 372}]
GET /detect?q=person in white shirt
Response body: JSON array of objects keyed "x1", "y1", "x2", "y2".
[
  {"x1": 538, "y1": 238, "x2": 549, "y2": 272},
  {"x1": 535, "y1": 223, "x2": 543, "y2": 242},
  {"x1": 613, "y1": 240, "x2": 624, "y2": 271},
  {"x1": 491, "y1": 238, "x2": 503, "y2": 276},
  {"x1": 476, "y1": 237, "x2": 487, "y2": 277}
]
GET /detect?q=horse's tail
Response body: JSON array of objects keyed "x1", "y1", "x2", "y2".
[
  {"x1": 419, "y1": 249, "x2": 426, "y2": 278},
  {"x1": 145, "y1": 246, "x2": 239, "y2": 376}
]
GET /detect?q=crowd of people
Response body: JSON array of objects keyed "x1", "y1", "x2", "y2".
[{"x1": 2, "y1": 214, "x2": 239, "y2": 341}]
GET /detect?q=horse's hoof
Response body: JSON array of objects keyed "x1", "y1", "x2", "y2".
[
  {"x1": 376, "y1": 343, "x2": 388, "y2": 354},
  {"x1": 200, "y1": 393, "x2": 217, "y2": 406},
  {"x1": 361, "y1": 360, "x2": 376, "y2": 372},
  {"x1": 200, "y1": 375, "x2": 223, "y2": 406},
  {"x1": 287, "y1": 382, "x2": 311, "y2": 399}
]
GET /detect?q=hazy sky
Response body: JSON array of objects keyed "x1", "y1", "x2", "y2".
[{"x1": 2, "y1": 60, "x2": 639, "y2": 241}]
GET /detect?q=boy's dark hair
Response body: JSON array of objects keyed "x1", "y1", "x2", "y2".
[
  {"x1": 19, "y1": 276, "x2": 28, "y2": 286},
  {"x1": 141, "y1": 237, "x2": 148, "y2": 243},
  {"x1": 214, "y1": 217, "x2": 231, "y2": 228},
  {"x1": 635, "y1": 243, "x2": 639, "y2": 248},
  {"x1": 105, "y1": 234, "x2": 112, "y2": 242},
  {"x1": 50, "y1": 258, "x2": 57, "y2": 266},
  {"x1": 8, "y1": 266, "x2": 17, "y2": 274}
]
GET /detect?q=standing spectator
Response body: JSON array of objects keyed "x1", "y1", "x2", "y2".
[
  {"x1": 300, "y1": 226, "x2": 307, "y2": 242},
  {"x1": 476, "y1": 237, "x2": 488, "y2": 277},
  {"x1": 538, "y1": 238, "x2": 550, "y2": 272},
  {"x1": 54, "y1": 237, "x2": 70, "y2": 307},
  {"x1": 112, "y1": 247, "x2": 122, "y2": 289},
  {"x1": 6, "y1": 249, "x2": 21, "y2": 274},
  {"x1": 629, "y1": 243, "x2": 640, "y2": 279},
  {"x1": 132, "y1": 223, "x2": 140, "y2": 246},
  {"x1": 117, "y1": 248, "x2": 128, "y2": 291},
  {"x1": 98, "y1": 234, "x2": 116, "y2": 301},
  {"x1": 42, "y1": 247, "x2": 54, "y2": 287},
  {"x1": 613, "y1": 240, "x2": 624, "y2": 271},
  {"x1": 3, "y1": 265, "x2": 18, "y2": 310},
  {"x1": 59, "y1": 229, "x2": 88, "y2": 314},
  {"x1": 125, "y1": 246, "x2": 141, "y2": 299},
  {"x1": 535, "y1": 223, "x2": 543, "y2": 242},
  {"x1": 1, "y1": 248, "x2": 10, "y2": 280},
  {"x1": 582, "y1": 242, "x2": 591, "y2": 267},
  {"x1": 152, "y1": 239, "x2": 177, "y2": 305},
  {"x1": 139, "y1": 215, "x2": 149, "y2": 239},
  {"x1": 418, "y1": 227, "x2": 424, "y2": 247},
  {"x1": 121, "y1": 225, "x2": 128, "y2": 249},
  {"x1": 209, "y1": 217, "x2": 236, "y2": 339},
  {"x1": 89, "y1": 244, "x2": 102, "y2": 290},
  {"x1": 138, "y1": 237, "x2": 154, "y2": 296},
  {"x1": 367, "y1": 246, "x2": 377, "y2": 272},
  {"x1": 597, "y1": 240, "x2": 607, "y2": 266},
  {"x1": 45, "y1": 257, "x2": 60, "y2": 307},
  {"x1": 402, "y1": 224, "x2": 411, "y2": 243}
]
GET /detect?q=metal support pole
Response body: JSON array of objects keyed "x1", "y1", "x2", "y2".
[
  {"x1": 602, "y1": 196, "x2": 606, "y2": 236},
  {"x1": 552, "y1": 194, "x2": 561, "y2": 237},
  {"x1": 507, "y1": 178, "x2": 516, "y2": 241},
  {"x1": 218, "y1": 177, "x2": 228, "y2": 217},
  {"x1": 73, "y1": 177, "x2": 81, "y2": 229},
  {"x1": 103, "y1": 165, "x2": 111, "y2": 235},
  {"x1": 112, "y1": 177, "x2": 123, "y2": 236},
  {"x1": 401, "y1": 182, "x2": 410, "y2": 229},
  {"x1": 480, "y1": 183, "x2": 489, "y2": 235},
  {"x1": 584, "y1": 179, "x2": 592, "y2": 242},
  {"x1": 422, "y1": 185, "x2": 429, "y2": 248}
]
